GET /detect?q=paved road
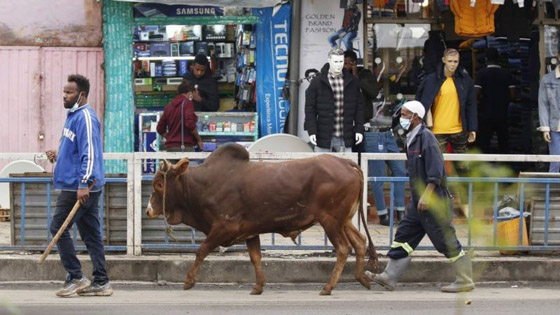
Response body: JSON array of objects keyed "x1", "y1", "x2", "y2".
[{"x1": 1, "y1": 282, "x2": 558, "y2": 315}]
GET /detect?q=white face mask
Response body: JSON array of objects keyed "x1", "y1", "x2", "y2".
[
  {"x1": 69, "y1": 93, "x2": 82, "y2": 112},
  {"x1": 399, "y1": 117, "x2": 411, "y2": 131},
  {"x1": 328, "y1": 54, "x2": 345, "y2": 75}
]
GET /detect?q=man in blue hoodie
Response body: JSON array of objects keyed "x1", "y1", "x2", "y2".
[{"x1": 45, "y1": 74, "x2": 111, "y2": 297}]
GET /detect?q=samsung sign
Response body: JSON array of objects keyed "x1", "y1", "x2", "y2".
[
  {"x1": 134, "y1": 3, "x2": 224, "y2": 17},
  {"x1": 255, "y1": 3, "x2": 291, "y2": 136}
]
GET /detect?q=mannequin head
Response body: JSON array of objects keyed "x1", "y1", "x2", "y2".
[
  {"x1": 328, "y1": 47, "x2": 345, "y2": 75},
  {"x1": 442, "y1": 48, "x2": 459, "y2": 77}
]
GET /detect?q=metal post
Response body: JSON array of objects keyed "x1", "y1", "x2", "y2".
[
  {"x1": 287, "y1": 0, "x2": 301, "y2": 135},
  {"x1": 46, "y1": 182, "x2": 52, "y2": 243},
  {"x1": 133, "y1": 155, "x2": 143, "y2": 255},
  {"x1": 126, "y1": 155, "x2": 135, "y2": 255},
  {"x1": 20, "y1": 183, "x2": 25, "y2": 246}
]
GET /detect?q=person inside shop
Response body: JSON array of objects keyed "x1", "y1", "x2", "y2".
[
  {"x1": 183, "y1": 53, "x2": 219, "y2": 112},
  {"x1": 474, "y1": 48, "x2": 517, "y2": 154},
  {"x1": 344, "y1": 50, "x2": 406, "y2": 225},
  {"x1": 365, "y1": 100, "x2": 475, "y2": 293},
  {"x1": 157, "y1": 79, "x2": 204, "y2": 157},
  {"x1": 538, "y1": 47, "x2": 560, "y2": 173},
  {"x1": 304, "y1": 47, "x2": 364, "y2": 152},
  {"x1": 416, "y1": 48, "x2": 477, "y2": 174}
]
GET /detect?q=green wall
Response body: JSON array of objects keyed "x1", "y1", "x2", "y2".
[{"x1": 102, "y1": 0, "x2": 134, "y2": 172}]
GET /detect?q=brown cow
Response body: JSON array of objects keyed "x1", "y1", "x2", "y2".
[{"x1": 145, "y1": 143, "x2": 377, "y2": 295}]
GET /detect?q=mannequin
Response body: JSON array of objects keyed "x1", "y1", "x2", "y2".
[{"x1": 304, "y1": 47, "x2": 364, "y2": 152}]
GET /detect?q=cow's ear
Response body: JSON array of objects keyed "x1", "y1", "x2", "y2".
[
  {"x1": 159, "y1": 160, "x2": 170, "y2": 172},
  {"x1": 174, "y1": 158, "x2": 190, "y2": 175}
]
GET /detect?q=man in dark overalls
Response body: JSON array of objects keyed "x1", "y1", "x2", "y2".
[{"x1": 366, "y1": 100, "x2": 474, "y2": 293}]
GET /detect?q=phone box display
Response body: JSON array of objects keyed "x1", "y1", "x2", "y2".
[
  {"x1": 195, "y1": 41, "x2": 209, "y2": 55},
  {"x1": 150, "y1": 42, "x2": 170, "y2": 57},
  {"x1": 179, "y1": 41, "x2": 195, "y2": 56},
  {"x1": 204, "y1": 25, "x2": 226, "y2": 40},
  {"x1": 170, "y1": 43, "x2": 180, "y2": 56},
  {"x1": 179, "y1": 60, "x2": 189, "y2": 76}
]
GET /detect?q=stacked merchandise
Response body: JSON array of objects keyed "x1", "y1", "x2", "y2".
[
  {"x1": 235, "y1": 25, "x2": 257, "y2": 111},
  {"x1": 161, "y1": 60, "x2": 177, "y2": 77},
  {"x1": 485, "y1": 37, "x2": 533, "y2": 161}
]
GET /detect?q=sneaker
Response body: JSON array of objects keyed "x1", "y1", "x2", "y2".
[
  {"x1": 55, "y1": 276, "x2": 90, "y2": 297},
  {"x1": 77, "y1": 282, "x2": 113, "y2": 296}
]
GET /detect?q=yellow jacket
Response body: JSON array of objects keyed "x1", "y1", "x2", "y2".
[{"x1": 451, "y1": 0, "x2": 499, "y2": 37}]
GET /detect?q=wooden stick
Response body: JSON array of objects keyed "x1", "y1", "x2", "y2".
[
  {"x1": 38, "y1": 200, "x2": 81, "y2": 264},
  {"x1": 38, "y1": 181, "x2": 95, "y2": 264}
]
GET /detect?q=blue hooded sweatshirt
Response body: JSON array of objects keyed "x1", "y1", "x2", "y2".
[{"x1": 54, "y1": 104, "x2": 105, "y2": 191}]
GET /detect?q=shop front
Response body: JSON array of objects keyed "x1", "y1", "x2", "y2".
[
  {"x1": 102, "y1": 0, "x2": 291, "y2": 172},
  {"x1": 359, "y1": 0, "x2": 559, "y2": 172}
]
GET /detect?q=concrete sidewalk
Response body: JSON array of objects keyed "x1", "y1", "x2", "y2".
[{"x1": 1, "y1": 252, "x2": 560, "y2": 284}]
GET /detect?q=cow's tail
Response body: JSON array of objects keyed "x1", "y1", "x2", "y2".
[{"x1": 354, "y1": 165, "x2": 379, "y2": 273}]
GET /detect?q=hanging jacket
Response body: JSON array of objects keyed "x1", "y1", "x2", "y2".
[{"x1": 450, "y1": 0, "x2": 499, "y2": 37}]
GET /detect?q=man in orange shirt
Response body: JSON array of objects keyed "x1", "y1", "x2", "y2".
[{"x1": 416, "y1": 48, "x2": 477, "y2": 165}]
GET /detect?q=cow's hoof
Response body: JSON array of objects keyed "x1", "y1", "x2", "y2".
[
  {"x1": 358, "y1": 275, "x2": 371, "y2": 290},
  {"x1": 250, "y1": 287, "x2": 263, "y2": 295},
  {"x1": 183, "y1": 282, "x2": 195, "y2": 290},
  {"x1": 319, "y1": 288, "x2": 332, "y2": 296}
]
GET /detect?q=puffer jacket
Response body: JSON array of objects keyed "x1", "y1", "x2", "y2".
[
  {"x1": 304, "y1": 65, "x2": 364, "y2": 148},
  {"x1": 451, "y1": 0, "x2": 499, "y2": 37}
]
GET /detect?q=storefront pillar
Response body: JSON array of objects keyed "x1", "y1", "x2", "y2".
[
  {"x1": 287, "y1": 0, "x2": 301, "y2": 136},
  {"x1": 102, "y1": 0, "x2": 135, "y2": 172}
]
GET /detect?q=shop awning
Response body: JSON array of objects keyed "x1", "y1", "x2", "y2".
[{"x1": 114, "y1": 0, "x2": 281, "y2": 7}]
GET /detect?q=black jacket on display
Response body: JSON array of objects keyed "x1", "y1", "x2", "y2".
[
  {"x1": 183, "y1": 71, "x2": 219, "y2": 112},
  {"x1": 304, "y1": 66, "x2": 365, "y2": 149},
  {"x1": 416, "y1": 64, "x2": 478, "y2": 132}
]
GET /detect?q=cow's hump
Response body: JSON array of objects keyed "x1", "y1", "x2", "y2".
[{"x1": 205, "y1": 143, "x2": 250, "y2": 165}]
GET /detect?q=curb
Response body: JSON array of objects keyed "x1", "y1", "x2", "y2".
[{"x1": 1, "y1": 254, "x2": 560, "y2": 284}]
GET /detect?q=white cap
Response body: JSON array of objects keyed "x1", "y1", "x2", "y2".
[{"x1": 402, "y1": 100, "x2": 425, "y2": 119}]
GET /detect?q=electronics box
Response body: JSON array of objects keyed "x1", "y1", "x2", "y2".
[
  {"x1": 179, "y1": 41, "x2": 195, "y2": 56},
  {"x1": 134, "y1": 78, "x2": 153, "y2": 85},
  {"x1": 167, "y1": 77, "x2": 183, "y2": 85},
  {"x1": 150, "y1": 42, "x2": 170, "y2": 57}
]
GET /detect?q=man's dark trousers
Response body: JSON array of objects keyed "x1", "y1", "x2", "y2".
[{"x1": 50, "y1": 190, "x2": 109, "y2": 284}]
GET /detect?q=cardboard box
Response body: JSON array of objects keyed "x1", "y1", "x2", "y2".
[
  {"x1": 134, "y1": 85, "x2": 153, "y2": 92},
  {"x1": 161, "y1": 84, "x2": 177, "y2": 91},
  {"x1": 167, "y1": 77, "x2": 183, "y2": 85}
]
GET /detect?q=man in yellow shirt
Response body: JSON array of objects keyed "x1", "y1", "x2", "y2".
[{"x1": 416, "y1": 48, "x2": 477, "y2": 164}]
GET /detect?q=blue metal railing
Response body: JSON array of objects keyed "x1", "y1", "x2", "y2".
[
  {"x1": 0, "y1": 177, "x2": 127, "y2": 252},
  {"x1": 1, "y1": 157, "x2": 558, "y2": 254},
  {"x1": 370, "y1": 176, "x2": 560, "y2": 251}
]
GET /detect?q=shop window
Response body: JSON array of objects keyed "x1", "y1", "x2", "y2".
[
  {"x1": 132, "y1": 23, "x2": 258, "y2": 155},
  {"x1": 368, "y1": 23, "x2": 430, "y2": 102}
]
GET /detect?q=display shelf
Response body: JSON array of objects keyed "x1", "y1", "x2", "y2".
[
  {"x1": 135, "y1": 56, "x2": 197, "y2": 61},
  {"x1": 196, "y1": 111, "x2": 258, "y2": 142},
  {"x1": 198, "y1": 131, "x2": 256, "y2": 137}
]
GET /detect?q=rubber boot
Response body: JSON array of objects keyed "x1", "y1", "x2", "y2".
[
  {"x1": 365, "y1": 256, "x2": 411, "y2": 291},
  {"x1": 441, "y1": 255, "x2": 475, "y2": 293}
]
